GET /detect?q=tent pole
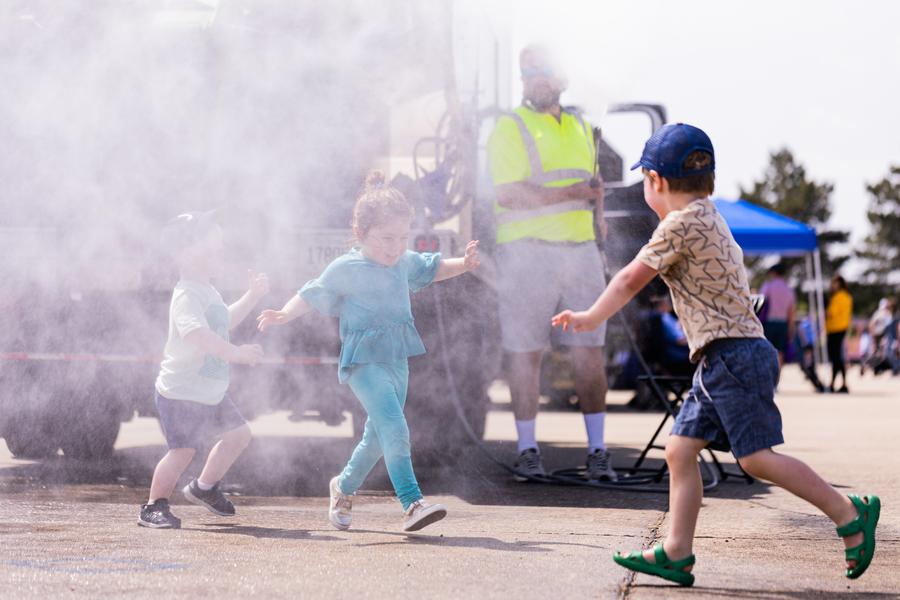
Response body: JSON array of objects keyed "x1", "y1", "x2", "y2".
[
  {"x1": 813, "y1": 249, "x2": 827, "y2": 364},
  {"x1": 805, "y1": 253, "x2": 820, "y2": 365}
]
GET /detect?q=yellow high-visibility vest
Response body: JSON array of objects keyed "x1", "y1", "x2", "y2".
[{"x1": 487, "y1": 105, "x2": 596, "y2": 245}]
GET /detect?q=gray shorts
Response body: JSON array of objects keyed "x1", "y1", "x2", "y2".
[
  {"x1": 155, "y1": 391, "x2": 248, "y2": 450},
  {"x1": 496, "y1": 239, "x2": 607, "y2": 352}
]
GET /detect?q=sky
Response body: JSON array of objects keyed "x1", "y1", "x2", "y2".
[{"x1": 478, "y1": 0, "x2": 900, "y2": 262}]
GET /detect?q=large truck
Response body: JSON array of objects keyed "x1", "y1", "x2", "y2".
[{"x1": 0, "y1": 0, "x2": 662, "y2": 459}]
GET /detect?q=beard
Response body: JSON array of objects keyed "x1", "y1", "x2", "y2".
[{"x1": 525, "y1": 88, "x2": 562, "y2": 111}]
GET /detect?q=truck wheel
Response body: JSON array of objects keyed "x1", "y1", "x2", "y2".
[
  {"x1": 2, "y1": 412, "x2": 61, "y2": 459},
  {"x1": 408, "y1": 274, "x2": 499, "y2": 452},
  {"x1": 59, "y1": 411, "x2": 120, "y2": 460}
]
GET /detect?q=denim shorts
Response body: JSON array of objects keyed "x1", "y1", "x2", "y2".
[
  {"x1": 671, "y1": 337, "x2": 783, "y2": 458},
  {"x1": 155, "y1": 391, "x2": 248, "y2": 450}
]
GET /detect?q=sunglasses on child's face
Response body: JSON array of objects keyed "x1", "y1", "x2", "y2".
[{"x1": 521, "y1": 65, "x2": 557, "y2": 80}]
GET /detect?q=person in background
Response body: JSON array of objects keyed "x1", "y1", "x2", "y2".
[
  {"x1": 863, "y1": 298, "x2": 895, "y2": 375},
  {"x1": 655, "y1": 295, "x2": 692, "y2": 374},
  {"x1": 825, "y1": 275, "x2": 853, "y2": 393},
  {"x1": 486, "y1": 44, "x2": 615, "y2": 483},
  {"x1": 891, "y1": 312, "x2": 900, "y2": 376},
  {"x1": 759, "y1": 263, "x2": 795, "y2": 366},
  {"x1": 796, "y1": 314, "x2": 826, "y2": 393}
]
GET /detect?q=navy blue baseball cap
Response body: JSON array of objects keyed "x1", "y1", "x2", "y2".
[{"x1": 630, "y1": 123, "x2": 715, "y2": 178}]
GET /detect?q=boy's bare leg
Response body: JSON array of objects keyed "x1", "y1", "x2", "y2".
[
  {"x1": 149, "y1": 448, "x2": 196, "y2": 502},
  {"x1": 197, "y1": 425, "x2": 252, "y2": 486},
  {"x1": 639, "y1": 435, "x2": 707, "y2": 569},
  {"x1": 738, "y1": 448, "x2": 862, "y2": 568}
]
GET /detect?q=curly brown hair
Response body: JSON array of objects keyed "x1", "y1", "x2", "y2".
[{"x1": 351, "y1": 170, "x2": 414, "y2": 240}]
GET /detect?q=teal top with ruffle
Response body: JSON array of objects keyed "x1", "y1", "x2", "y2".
[{"x1": 299, "y1": 248, "x2": 442, "y2": 382}]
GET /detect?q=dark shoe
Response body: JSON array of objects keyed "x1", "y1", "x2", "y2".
[
  {"x1": 138, "y1": 499, "x2": 181, "y2": 529},
  {"x1": 513, "y1": 448, "x2": 546, "y2": 482},
  {"x1": 837, "y1": 386, "x2": 850, "y2": 394},
  {"x1": 183, "y1": 479, "x2": 235, "y2": 516},
  {"x1": 586, "y1": 449, "x2": 618, "y2": 482}
]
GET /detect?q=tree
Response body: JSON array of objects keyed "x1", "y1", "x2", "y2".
[
  {"x1": 856, "y1": 165, "x2": 900, "y2": 284},
  {"x1": 739, "y1": 149, "x2": 849, "y2": 287}
]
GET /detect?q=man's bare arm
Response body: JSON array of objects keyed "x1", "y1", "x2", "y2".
[{"x1": 495, "y1": 181, "x2": 601, "y2": 210}]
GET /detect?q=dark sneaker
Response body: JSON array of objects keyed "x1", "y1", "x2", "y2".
[
  {"x1": 138, "y1": 499, "x2": 181, "y2": 529},
  {"x1": 182, "y1": 479, "x2": 235, "y2": 516},
  {"x1": 586, "y1": 449, "x2": 618, "y2": 482},
  {"x1": 513, "y1": 448, "x2": 546, "y2": 482}
]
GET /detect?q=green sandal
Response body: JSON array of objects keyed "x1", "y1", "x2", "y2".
[
  {"x1": 836, "y1": 494, "x2": 880, "y2": 579},
  {"x1": 613, "y1": 543, "x2": 695, "y2": 587}
]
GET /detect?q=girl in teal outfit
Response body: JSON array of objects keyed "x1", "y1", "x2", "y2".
[{"x1": 257, "y1": 171, "x2": 480, "y2": 532}]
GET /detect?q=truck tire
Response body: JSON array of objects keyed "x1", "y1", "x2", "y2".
[
  {"x1": 59, "y1": 411, "x2": 121, "y2": 460},
  {"x1": 2, "y1": 411, "x2": 61, "y2": 459},
  {"x1": 407, "y1": 273, "x2": 500, "y2": 451}
]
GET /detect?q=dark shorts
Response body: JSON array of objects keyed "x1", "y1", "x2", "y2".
[
  {"x1": 671, "y1": 338, "x2": 784, "y2": 458},
  {"x1": 155, "y1": 391, "x2": 248, "y2": 450},
  {"x1": 763, "y1": 320, "x2": 789, "y2": 353}
]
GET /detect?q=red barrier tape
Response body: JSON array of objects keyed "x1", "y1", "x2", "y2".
[{"x1": 0, "y1": 352, "x2": 338, "y2": 365}]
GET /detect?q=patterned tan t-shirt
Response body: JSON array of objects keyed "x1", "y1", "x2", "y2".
[{"x1": 636, "y1": 198, "x2": 764, "y2": 362}]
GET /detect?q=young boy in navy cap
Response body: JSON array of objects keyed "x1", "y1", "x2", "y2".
[
  {"x1": 553, "y1": 124, "x2": 880, "y2": 586},
  {"x1": 139, "y1": 211, "x2": 269, "y2": 529}
]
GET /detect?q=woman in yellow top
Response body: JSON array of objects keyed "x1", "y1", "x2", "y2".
[{"x1": 826, "y1": 275, "x2": 853, "y2": 393}]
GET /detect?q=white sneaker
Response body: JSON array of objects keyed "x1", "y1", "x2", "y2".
[
  {"x1": 513, "y1": 448, "x2": 546, "y2": 482},
  {"x1": 586, "y1": 449, "x2": 618, "y2": 482},
  {"x1": 402, "y1": 499, "x2": 447, "y2": 532},
  {"x1": 328, "y1": 476, "x2": 352, "y2": 530}
]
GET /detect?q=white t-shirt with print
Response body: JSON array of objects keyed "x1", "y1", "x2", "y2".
[{"x1": 155, "y1": 280, "x2": 230, "y2": 405}]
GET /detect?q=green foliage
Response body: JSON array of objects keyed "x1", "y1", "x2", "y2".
[
  {"x1": 740, "y1": 149, "x2": 833, "y2": 225},
  {"x1": 855, "y1": 165, "x2": 900, "y2": 284},
  {"x1": 739, "y1": 148, "x2": 848, "y2": 283},
  {"x1": 851, "y1": 281, "x2": 898, "y2": 320}
]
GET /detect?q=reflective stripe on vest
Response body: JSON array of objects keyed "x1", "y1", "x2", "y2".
[
  {"x1": 495, "y1": 108, "x2": 596, "y2": 243},
  {"x1": 495, "y1": 199, "x2": 591, "y2": 225}
]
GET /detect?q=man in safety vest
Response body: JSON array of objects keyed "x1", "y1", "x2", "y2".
[{"x1": 487, "y1": 45, "x2": 617, "y2": 482}]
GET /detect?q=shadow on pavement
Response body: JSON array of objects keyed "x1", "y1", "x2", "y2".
[
  {"x1": 184, "y1": 522, "x2": 343, "y2": 541},
  {"x1": 350, "y1": 529, "x2": 605, "y2": 552},
  {"x1": 0, "y1": 435, "x2": 772, "y2": 510},
  {"x1": 637, "y1": 585, "x2": 898, "y2": 599}
]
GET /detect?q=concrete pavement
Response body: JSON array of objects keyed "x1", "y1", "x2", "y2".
[{"x1": 0, "y1": 366, "x2": 897, "y2": 598}]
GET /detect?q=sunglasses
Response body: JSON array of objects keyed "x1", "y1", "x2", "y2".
[{"x1": 521, "y1": 65, "x2": 557, "y2": 79}]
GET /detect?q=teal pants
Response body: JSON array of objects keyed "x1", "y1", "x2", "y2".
[{"x1": 338, "y1": 360, "x2": 423, "y2": 510}]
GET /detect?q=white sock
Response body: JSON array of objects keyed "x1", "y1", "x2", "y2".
[
  {"x1": 197, "y1": 479, "x2": 215, "y2": 491},
  {"x1": 515, "y1": 419, "x2": 538, "y2": 453},
  {"x1": 584, "y1": 412, "x2": 606, "y2": 453}
]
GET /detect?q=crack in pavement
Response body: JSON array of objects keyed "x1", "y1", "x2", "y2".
[{"x1": 618, "y1": 510, "x2": 668, "y2": 600}]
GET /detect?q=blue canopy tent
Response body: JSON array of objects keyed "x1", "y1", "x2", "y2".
[{"x1": 713, "y1": 198, "x2": 827, "y2": 362}]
